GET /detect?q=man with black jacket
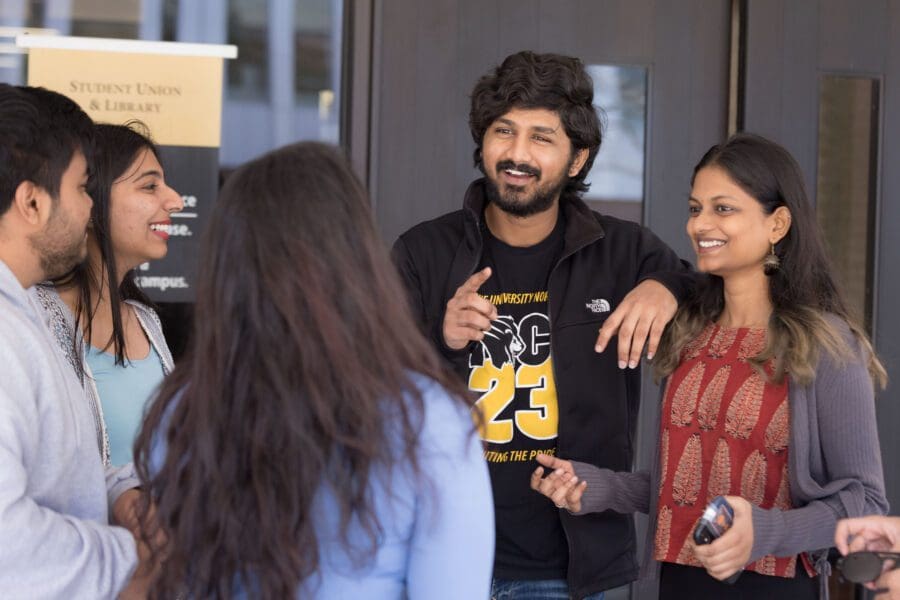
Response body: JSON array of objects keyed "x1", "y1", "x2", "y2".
[{"x1": 392, "y1": 51, "x2": 693, "y2": 600}]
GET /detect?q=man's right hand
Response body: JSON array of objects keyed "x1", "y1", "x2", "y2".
[{"x1": 442, "y1": 267, "x2": 497, "y2": 350}]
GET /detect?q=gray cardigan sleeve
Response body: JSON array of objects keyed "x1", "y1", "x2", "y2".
[
  {"x1": 749, "y1": 332, "x2": 888, "y2": 562},
  {"x1": 569, "y1": 462, "x2": 652, "y2": 515}
]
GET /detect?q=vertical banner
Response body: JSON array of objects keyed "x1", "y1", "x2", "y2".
[{"x1": 18, "y1": 36, "x2": 237, "y2": 303}]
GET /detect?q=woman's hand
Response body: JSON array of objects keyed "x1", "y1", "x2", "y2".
[
  {"x1": 112, "y1": 488, "x2": 142, "y2": 535},
  {"x1": 529, "y1": 453, "x2": 587, "y2": 513},
  {"x1": 692, "y1": 495, "x2": 754, "y2": 581}
]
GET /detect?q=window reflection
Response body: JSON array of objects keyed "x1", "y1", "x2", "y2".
[
  {"x1": 0, "y1": 0, "x2": 343, "y2": 167},
  {"x1": 69, "y1": 1, "x2": 140, "y2": 38},
  {"x1": 227, "y1": 0, "x2": 268, "y2": 101},
  {"x1": 816, "y1": 75, "x2": 879, "y2": 332},
  {"x1": 584, "y1": 64, "x2": 648, "y2": 224}
]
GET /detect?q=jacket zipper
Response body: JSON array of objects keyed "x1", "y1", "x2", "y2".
[{"x1": 547, "y1": 236, "x2": 603, "y2": 599}]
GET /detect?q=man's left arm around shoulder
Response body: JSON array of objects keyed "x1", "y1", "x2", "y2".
[{"x1": 595, "y1": 226, "x2": 697, "y2": 369}]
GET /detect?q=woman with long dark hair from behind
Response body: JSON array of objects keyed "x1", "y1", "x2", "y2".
[
  {"x1": 530, "y1": 133, "x2": 887, "y2": 599},
  {"x1": 133, "y1": 142, "x2": 494, "y2": 599}
]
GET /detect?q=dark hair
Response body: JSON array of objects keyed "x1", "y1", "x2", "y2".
[
  {"x1": 469, "y1": 50, "x2": 602, "y2": 197},
  {"x1": 134, "y1": 142, "x2": 470, "y2": 599},
  {"x1": 0, "y1": 84, "x2": 93, "y2": 214},
  {"x1": 655, "y1": 133, "x2": 886, "y2": 387},
  {"x1": 53, "y1": 121, "x2": 157, "y2": 366}
]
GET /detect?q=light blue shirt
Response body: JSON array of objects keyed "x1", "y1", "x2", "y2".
[
  {"x1": 299, "y1": 379, "x2": 495, "y2": 599},
  {"x1": 153, "y1": 376, "x2": 495, "y2": 599},
  {"x1": 87, "y1": 344, "x2": 165, "y2": 466}
]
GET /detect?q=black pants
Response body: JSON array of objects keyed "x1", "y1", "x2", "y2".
[{"x1": 659, "y1": 562, "x2": 818, "y2": 600}]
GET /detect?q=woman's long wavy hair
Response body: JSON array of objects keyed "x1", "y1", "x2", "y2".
[
  {"x1": 654, "y1": 133, "x2": 886, "y2": 388},
  {"x1": 133, "y1": 142, "x2": 470, "y2": 599},
  {"x1": 50, "y1": 121, "x2": 157, "y2": 365}
]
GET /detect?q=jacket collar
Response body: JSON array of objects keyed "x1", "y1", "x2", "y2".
[{"x1": 462, "y1": 178, "x2": 606, "y2": 256}]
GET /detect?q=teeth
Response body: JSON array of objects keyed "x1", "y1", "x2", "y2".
[
  {"x1": 505, "y1": 169, "x2": 529, "y2": 176},
  {"x1": 698, "y1": 240, "x2": 725, "y2": 248},
  {"x1": 150, "y1": 223, "x2": 170, "y2": 234}
]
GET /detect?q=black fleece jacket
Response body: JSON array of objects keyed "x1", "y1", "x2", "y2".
[{"x1": 392, "y1": 179, "x2": 694, "y2": 599}]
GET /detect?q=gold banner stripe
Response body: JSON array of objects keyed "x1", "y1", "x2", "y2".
[{"x1": 28, "y1": 47, "x2": 223, "y2": 148}]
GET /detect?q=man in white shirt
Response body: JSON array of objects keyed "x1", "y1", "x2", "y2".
[{"x1": 0, "y1": 84, "x2": 142, "y2": 598}]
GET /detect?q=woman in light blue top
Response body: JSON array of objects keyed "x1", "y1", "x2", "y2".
[
  {"x1": 34, "y1": 122, "x2": 181, "y2": 472},
  {"x1": 86, "y1": 342, "x2": 166, "y2": 465},
  {"x1": 132, "y1": 142, "x2": 494, "y2": 599}
]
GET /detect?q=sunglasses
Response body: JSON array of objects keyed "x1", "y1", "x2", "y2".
[{"x1": 836, "y1": 551, "x2": 900, "y2": 584}]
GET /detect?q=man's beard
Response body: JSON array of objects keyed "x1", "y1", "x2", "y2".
[
  {"x1": 28, "y1": 210, "x2": 87, "y2": 280},
  {"x1": 484, "y1": 159, "x2": 570, "y2": 218}
]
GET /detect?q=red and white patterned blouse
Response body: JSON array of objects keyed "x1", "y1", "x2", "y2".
[{"x1": 654, "y1": 323, "x2": 805, "y2": 578}]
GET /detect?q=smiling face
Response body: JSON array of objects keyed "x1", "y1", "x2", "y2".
[
  {"x1": 105, "y1": 147, "x2": 183, "y2": 272},
  {"x1": 481, "y1": 107, "x2": 588, "y2": 217},
  {"x1": 687, "y1": 166, "x2": 791, "y2": 279}
]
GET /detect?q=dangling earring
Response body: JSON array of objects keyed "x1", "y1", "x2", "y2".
[{"x1": 763, "y1": 243, "x2": 780, "y2": 275}]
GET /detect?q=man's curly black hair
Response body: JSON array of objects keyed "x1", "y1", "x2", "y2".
[{"x1": 469, "y1": 51, "x2": 602, "y2": 197}]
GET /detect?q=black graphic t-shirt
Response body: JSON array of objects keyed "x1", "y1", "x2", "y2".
[{"x1": 471, "y1": 216, "x2": 567, "y2": 580}]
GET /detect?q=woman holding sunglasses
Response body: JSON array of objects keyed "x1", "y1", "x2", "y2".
[{"x1": 531, "y1": 133, "x2": 888, "y2": 598}]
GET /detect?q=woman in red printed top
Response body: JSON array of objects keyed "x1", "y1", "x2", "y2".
[{"x1": 530, "y1": 133, "x2": 888, "y2": 599}]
